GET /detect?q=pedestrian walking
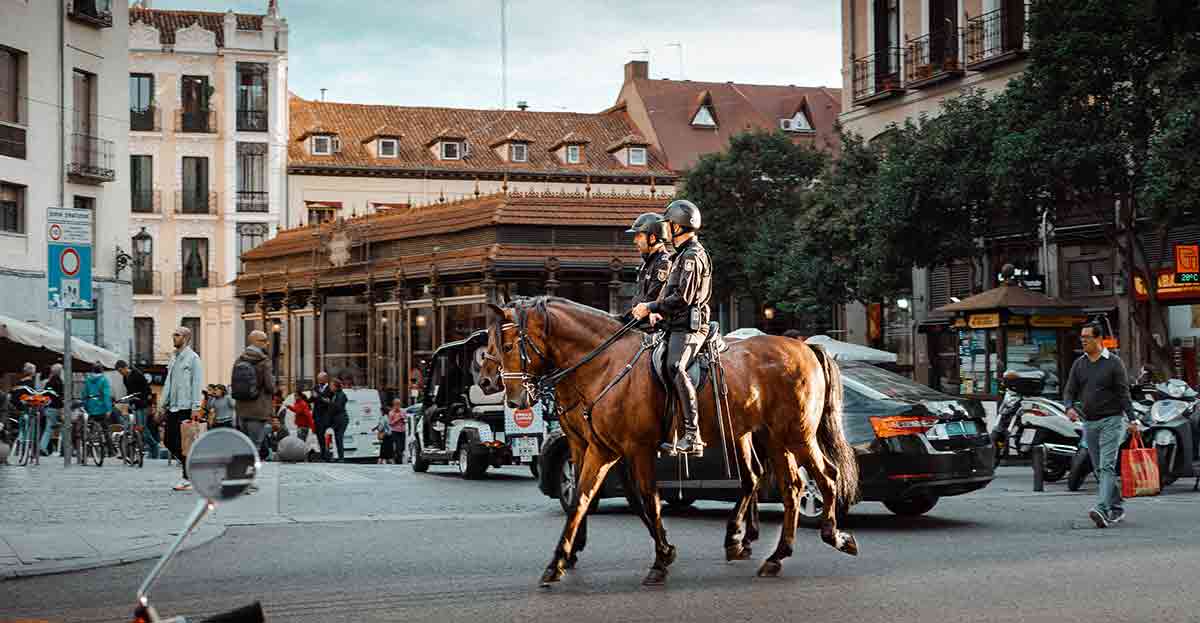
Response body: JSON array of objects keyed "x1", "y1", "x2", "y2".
[
  {"x1": 231, "y1": 330, "x2": 276, "y2": 464},
  {"x1": 41, "y1": 363, "x2": 64, "y2": 456},
  {"x1": 1064, "y1": 321, "x2": 1137, "y2": 528},
  {"x1": 387, "y1": 398, "x2": 407, "y2": 464},
  {"x1": 207, "y1": 384, "x2": 237, "y2": 429},
  {"x1": 330, "y1": 377, "x2": 349, "y2": 462},
  {"x1": 116, "y1": 360, "x2": 158, "y2": 459},
  {"x1": 286, "y1": 390, "x2": 314, "y2": 441},
  {"x1": 312, "y1": 372, "x2": 333, "y2": 461},
  {"x1": 159, "y1": 326, "x2": 204, "y2": 491}
]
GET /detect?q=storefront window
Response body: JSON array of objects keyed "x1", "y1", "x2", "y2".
[
  {"x1": 1005, "y1": 327, "x2": 1061, "y2": 396},
  {"x1": 324, "y1": 307, "x2": 368, "y2": 386},
  {"x1": 410, "y1": 307, "x2": 434, "y2": 382},
  {"x1": 443, "y1": 303, "x2": 487, "y2": 344},
  {"x1": 556, "y1": 281, "x2": 611, "y2": 313},
  {"x1": 957, "y1": 328, "x2": 998, "y2": 395},
  {"x1": 290, "y1": 314, "x2": 315, "y2": 390}
]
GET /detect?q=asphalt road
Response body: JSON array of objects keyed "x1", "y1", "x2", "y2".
[{"x1": 5, "y1": 464, "x2": 1200, "y2": 623}]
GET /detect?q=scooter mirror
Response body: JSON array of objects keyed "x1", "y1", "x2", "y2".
[{"x1": 186, "y1": 428, "x2": 259, "y2": 502}]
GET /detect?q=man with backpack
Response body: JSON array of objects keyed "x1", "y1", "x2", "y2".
[{"x1": 231, "y1": 330, "x2": 276, "y2": 463}]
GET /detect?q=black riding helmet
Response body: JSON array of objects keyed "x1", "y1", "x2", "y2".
[
  {"x1": 663, "y1": 199, "x2": 701, "y2": 231},
  {"x1": 626, "y1": 212, "x2": 667, "y2": 244}
]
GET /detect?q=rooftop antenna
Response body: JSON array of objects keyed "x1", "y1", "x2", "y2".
[
  {"x1": 319, "y1": 88, "x2": 327, "y2": 102},
  {"x1": 500, "y1": 0, "x2": 508, "y2": 109},
  {"x1": 666, "y1": 42, "x2": 684, "y2": 79}
]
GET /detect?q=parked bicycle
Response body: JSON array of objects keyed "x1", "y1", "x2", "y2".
[
  {"x1": 68, "y1": 401, "x2": 107, "y2": 467},
  {"x1": 12, "y1": 386, "x2": 54, "y2": 467},
  {"x1": 111, "y1": 394, "x2": 144, "y2": 467}
]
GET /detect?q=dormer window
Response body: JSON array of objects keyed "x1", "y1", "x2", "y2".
[
  {"x1": 440, "y1": 141, "x2": 461, "y2": 160},
  {"x1": 691, "y1": 105, "x2": 716, "y2": 127},
  {"x1": 566, "y1": 145, "x2": 581, "y2": 164},
  {"x1": 510, "y1": 143, "x2": 527, "y2": 163},
  {"x1": 780, "y1": 110, "x2": 813, "y2": 133},
  {"x1": 312, "y1": 135, "x2": 332, "y2": 155},
  {"x1": 379, "y1": 138, "x2": 398, "y2": 158},
  {"x1": 628, "y1": 147, "x2": 647, "y2": 166}
]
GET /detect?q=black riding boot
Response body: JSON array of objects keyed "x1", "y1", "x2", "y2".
[{"x1": 671, "y1": 371, "x2": 704, "y2": 455}]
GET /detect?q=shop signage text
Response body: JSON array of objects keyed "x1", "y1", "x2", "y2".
[{"x1": 1134, "y1": 270, "x2": 1200, "y2": 301}]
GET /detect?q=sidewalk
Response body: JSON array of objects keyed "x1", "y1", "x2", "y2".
[{"x1": 0, "y1": 458, "x2": 283, "y2": 579}]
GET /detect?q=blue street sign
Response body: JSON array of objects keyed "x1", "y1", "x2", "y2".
[{"x1": 47, "y1": 207, "x2": 93, "y2": 311}]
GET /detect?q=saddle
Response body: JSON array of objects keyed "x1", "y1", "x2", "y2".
[{"x1": 650, "y1": 322, "x2": 728, "y2": 397}]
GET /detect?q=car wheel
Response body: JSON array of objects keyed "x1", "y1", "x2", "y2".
[
  {"x1": 796, "y1": 466, "x2": 848, "y2": 528},
  {"x1": 411, "y1": 440, "x2": 430, "y2": 473},
  {"x1": 529, "y1": 460, "x2": 539, "y2": 479},
  {"x1": 1043, "y1": 462, "x2": 1069, "y2": 483},
  {"x1": 458, "y1": 441, "x2": 487, "y2": 479},
  {"x1": 1157, "y1": 444, "x2": 1179, "y2": 488},
  {"x1": 557, "y1": 454, "x2": 576, "y2": 513},
  {"x1": 883, "y1": 494, "x2": 939, "y2": 517},
  {"x1": 663, "y1": 494, "x2": 695, "y2": 509}
]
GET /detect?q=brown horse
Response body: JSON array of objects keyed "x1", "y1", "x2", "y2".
[{"x1": 479, "y1": 297, "x2": 859, "y2": 587}]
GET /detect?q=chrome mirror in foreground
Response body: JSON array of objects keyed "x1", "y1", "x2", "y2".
[{"x1": 187, "y1": 428, "x2": 260, "y2": 502}]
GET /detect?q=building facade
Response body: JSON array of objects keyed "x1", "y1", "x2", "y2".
[
  {"x1": 1, "y1": 0, "x2": 131, "y2": 356},
  {"x1": 125, "y1": 1, "x2": 288, "y2": 383}
]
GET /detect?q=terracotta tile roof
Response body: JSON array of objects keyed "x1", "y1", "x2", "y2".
[
  {"x1": 288, "y1": 96, "x2": 674, "y2": 178},
  {"x1": 488, "y1": 129, "x2": 536, "y2": 148},
  {"x1": 616, "y1": 78, "x2": 842, "y2": 171},
  {"x1": 606, "y1": 133, "x2": 651, "y2": 152},
  {"x1": 361, "y1": 125, "x2": 404, "y2": 143},
  {"x1": 129, "y1": 7, "x2": 264, "y2": 48},
  {"x1": 549, "y1": 132, "x2": 591, "y2": 151}
]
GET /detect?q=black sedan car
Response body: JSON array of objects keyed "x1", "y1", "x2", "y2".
[{"x1": 537, "y1": 360, "x2": 994, "y2": 525}]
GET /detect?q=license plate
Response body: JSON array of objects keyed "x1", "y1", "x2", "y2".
[
  {"x1": 1020, "y1": 428, "x2": 1037, "y2": 445},
  {"x1": 943, "y1": 421, "x2": 977, "y2": 437},
  {"x1": 513, "y1": 436, "x2": 539, "y2": 459}
]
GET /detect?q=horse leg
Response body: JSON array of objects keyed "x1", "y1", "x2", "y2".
[
  {"x1": 797, "y1": 445, "x2": 858, "y2": 556},
  {"x1": 541, "y1": 446, "x2": 617, "y2": 587},
  {"x1": 724, "y1": 433, "x2": 760, "y2": 562},
  {"x1": 757, "y1": 446, "x2": 800, "y2": 578},
  {"x1": 566, "y1": 442, "x2": 588, "y2": 569},
  {"x1": 625, "y1": 451, "x2": 676, "y2": 586}
]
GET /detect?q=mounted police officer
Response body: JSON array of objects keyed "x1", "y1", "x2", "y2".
[
  {"x1": 626, "y1": 212, "x2": 671, "y2": 308},
  {"x1": 631, "y1": 199, "x2": 712, "y2": 456}
]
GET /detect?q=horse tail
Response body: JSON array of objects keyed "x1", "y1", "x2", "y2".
[{"x1": 809, "y1": 344, "x2": 860, "y2": 505}]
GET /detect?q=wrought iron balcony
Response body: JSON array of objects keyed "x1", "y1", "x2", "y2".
[
  {"x1": 132, "y1": 270, "x2": 162, "y2": 296},
  {"x1": 852, "y1": 48, "x2": 904, "y2": 105},
  {"x1": 67, "y1": 0, "x2": 114, "y2": 28},
  {"x1": 176, "y1": 109, "x2": 216, "y2": 134},
  {"x1": 131, "y1": 189, "x2": 160, "y2": 214},
  {"x1": 175, "y1": 190, "x2": 218, "y2": 216},
  {"x1": 904, "y1": 28, "x2": 964, "y2": 89},
  {"x1": 67, "y1": 133, "x2": 115, "y2": 183},
  {"x1": 130, "y1": 106, "x2": 160, "y2": 132},
  {"x1": 236, "y1": 190, "x2": 269, "y2": 213},
  {"x1": 176, "y1": 270, "x2": 220, "y2": 296},
  {"x1": 0, "y1": 123, "x2": 26, "y2": 159},
  {"x1": 965, "y1": 5, "x2": 1028, "y2": 71},
  {"x1": 237, "y1": 110, "x2": 268, "y2": 132}
]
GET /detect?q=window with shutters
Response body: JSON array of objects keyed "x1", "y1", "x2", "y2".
[
  {"x1": 928, "y1": 262, "x2": 974, "y2": 309},
  {"x1": 1067, "y1": 258, "x2": 1113, "y2": 297},
  {"x1": 134, "y1": 318, "x2": 154, "y2": 366}
]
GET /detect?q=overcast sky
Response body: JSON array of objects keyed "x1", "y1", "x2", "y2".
[{"x1": 141, "y1": 0, "x2": 842, "y2": 112}]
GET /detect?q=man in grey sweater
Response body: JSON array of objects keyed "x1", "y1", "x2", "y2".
[{"x1": 1063, "y1": 321, "x2": 1136, "y2": 528}]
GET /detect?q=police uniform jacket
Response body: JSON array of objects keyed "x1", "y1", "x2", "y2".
[
  {"x1": 646, "y1": 237, "x2": 712, "y2": 333},
  {"x1": 633, "y1": 248, "x2": 671, "y2": 306}
]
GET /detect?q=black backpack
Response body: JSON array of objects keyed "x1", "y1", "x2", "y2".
[{"x1": 230, "y1": 359, "x2": 259, "y2": 401}]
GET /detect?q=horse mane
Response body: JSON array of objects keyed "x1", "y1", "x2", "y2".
[{"x1": 508, "y1": 296, "x2": 623, "y2": 336}]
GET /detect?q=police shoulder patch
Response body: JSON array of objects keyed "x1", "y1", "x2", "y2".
[
  {"x1": 684, "y1": 259, "x2": 695, "y2": 271},
  {"x1": 656, "y1": 268, "x2": 668, "y2": 282}
]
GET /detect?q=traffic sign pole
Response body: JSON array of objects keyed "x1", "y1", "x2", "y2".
[{"x1": 63, "y1": 310, "x2": 72, "y2": 467}]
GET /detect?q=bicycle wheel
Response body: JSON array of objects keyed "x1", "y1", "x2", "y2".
[
  {"x1": 133, "y1": 431, "x2": 144, "y2": 468},
  {"x1": 87, "y1": 423, "x2": 105, "y2": 467},
  {"x1": 16, "y1": 416, "x2": 32, "y2": 466}
]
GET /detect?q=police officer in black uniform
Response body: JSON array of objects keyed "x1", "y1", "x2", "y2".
[
  {"x1": 626, "y1": 212, "x2": 671, "y2": 308},
  {"x1": 631, "y1": 199, "x2": 712, "y2": 456}
]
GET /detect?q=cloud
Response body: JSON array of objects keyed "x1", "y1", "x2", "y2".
[{"x1": 140, "y1": 0, "x2": 841, "y2": 111}]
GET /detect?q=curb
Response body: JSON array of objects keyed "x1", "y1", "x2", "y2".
[{"x1": 0, "y1": 524, "x2": 228, "y2": 581}]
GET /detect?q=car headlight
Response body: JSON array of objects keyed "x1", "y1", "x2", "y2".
[{"x1": 1151, "y1": 400, "x2": 1187, "y2": 424}]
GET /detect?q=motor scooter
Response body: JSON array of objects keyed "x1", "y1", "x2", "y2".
[
  {"x1": 131, "y1": 428, "x2": 265, "y2": 623},
  {"x1": 992, "y1": 369, "x2": 1080, "y2": 482},
  {"x1": 1142, "y1": 378, "x2": 1198, "y2": 488}
]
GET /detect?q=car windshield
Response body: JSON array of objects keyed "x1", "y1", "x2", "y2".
[{"x1": 840, "y1": 362, "x2": 950, "y2": 402}]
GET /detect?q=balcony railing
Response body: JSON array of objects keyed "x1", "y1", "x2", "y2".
[
  {"x1": 131, "y1": 189, "x2": 160, "y2": 214},
  {"x1": 176, "y1": 109, "x2": 216, "y2": 134},
  {"x1": 175, "y1": 190, "x2": 218, "y2": 215},
  {"x1": 130, "y1": 106, "x2": 160, "y2": 132},
  {"x1": 67, "y1": 133, "x2": 115, "y2": 183},
  {"x1": 67, "y1": 1, "x2": 114, "y2": 28},
  {"x1": 237, "y1": 110, "x2": 268, "y2": 132},
  {"x1": 176, "y1": 270, "x2": 221, "y2": 296},
  {"x1": 852, "y1": 48, "x2": 904, "y2": 105},
  {"x1": 965, "y1": 5, "x2": 1027, "y2": 70},
  {"x1": 236, "y1": 190, "x2": 269, "y2": 213},
  {"x1": 904, "y1": 29, "x2": 963, "y2": 88},
  {"x1": 132, "y1": 270, "x2": 162, "y2": 296},
  {"x1": 0, "y1": 123, "x2": 26, "y2": 159}
]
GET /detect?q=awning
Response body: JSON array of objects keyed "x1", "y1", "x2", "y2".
[
  {"x1": 805, "y1": 334, "x2": 898, "y2": 363},
  {"x1": 0, "y1": 313, "x2": 122, "y2": 372}
]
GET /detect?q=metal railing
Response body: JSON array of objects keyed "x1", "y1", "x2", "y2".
[
  {"x1": 236, "y1": 110, "x2": 268, "y2": 132},
  {"x1": 852, "y1": 48, "x2": 904, "y2": 103},
  {"x1": 236, "y1": 190, "x2": 269, "y2": 213},
  {"x1": 131, "y1": 189, "x2": 160, "y2": 214},
  {"x1": 176, "y1": 109, "x2": 216, "y2": 134},
  {"x1": 904, "y1": 28, "x2": 963, "y2": 86},
  {"x1": 175, "y1": 190, "x2": 218, "y2": 215},
  {"x1": 67, "y1": 1, "x2": 114, "y2": 28},
  {"x1": 67, "y1": 133, "x2": 115, "y2": 183},
  {"x1": 132, "y1": 270, "x2": 161, "y2": 296},
  {"x1": 0, "y1": 123, "x2": 26, "y2": 159},
  {"x1": 130, "y1": 106, "x2": 160, "y2": 132},
  {"x1": 965, "y1": 5, "x2": 1027, "y2": 68},
  {"x1": 176, "y1": 270, "x2": 221, "y2": 296}
]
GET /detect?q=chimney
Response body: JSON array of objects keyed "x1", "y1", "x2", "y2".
[
  {"x1": 516, "y1": 100, "x2": 528, "y2": 111},
  {"x1": 624, "y1": 60, "x2": 648, "y2": 82}
]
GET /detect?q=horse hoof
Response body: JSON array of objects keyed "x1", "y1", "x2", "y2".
[
  {"x1": 839, "y1": 533, "x2": 859, "y2": 556},
  {"x1": 662, "y1": 544, "x2": 677, "y2": 567},
  {"x1": 642, "y1": 568, "x2": 668, "y2": 586},
  {"x1": 756, "y1": 560, "x2": 782, "y2": 578},
  {"x1": 725, "y1": 545, "x2": 752, "y2": 561},
  {"x1": 539, "y1": 568, "x2": 564, "y2": 587}
]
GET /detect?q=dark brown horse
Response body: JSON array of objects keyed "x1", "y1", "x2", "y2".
[{"x1": 479, "y1": 297, "x2": 859, "y2": 587}]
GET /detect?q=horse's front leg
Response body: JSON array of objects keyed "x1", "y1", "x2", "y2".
[
  {"x1": 625, "y1": 450, "x2": 676, "y2": 586},
  {"x1": 541, "y1": 446, "x2": 617, "y2": 587}
]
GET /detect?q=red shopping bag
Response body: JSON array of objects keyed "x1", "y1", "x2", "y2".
[{"x1": 1121, "y1": 433, "x2": 1160, "y2": 497}]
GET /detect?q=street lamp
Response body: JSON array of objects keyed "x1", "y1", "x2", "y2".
[
  {"x1": 132, "y1": 227, "x2": 152, "y2": 266},
  {"x1": 763, "y1": 306, "x2": 776, "y2": 320},
  {"x1": 896, "y1": 298, "x2": 910, "y2": 310}
]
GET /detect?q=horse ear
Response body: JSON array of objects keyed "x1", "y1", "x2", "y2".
[{"x1": 487, "y1": 303, "x2": 508, "y2": 321}]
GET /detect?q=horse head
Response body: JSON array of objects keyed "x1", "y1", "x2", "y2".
[{"x1": 480, "y1": 298, "x2": 556, "y2": 410}]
